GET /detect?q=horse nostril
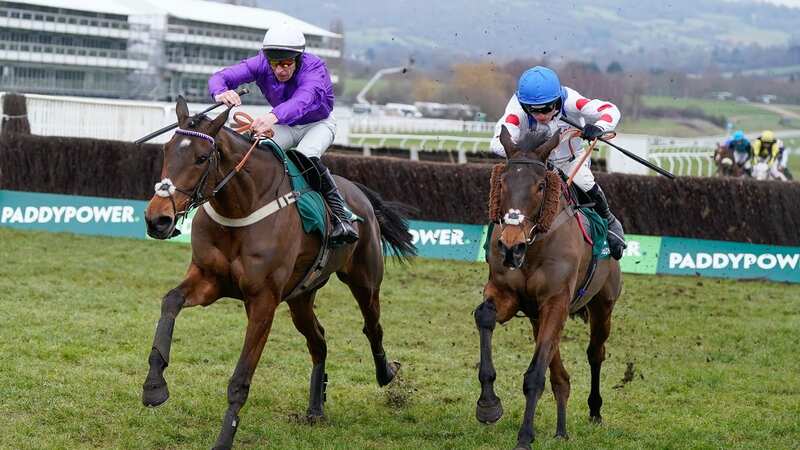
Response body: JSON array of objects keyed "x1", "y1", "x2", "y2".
[
  {"x1": 151, "y1": 215, "x2": 174, "y2": 232},
  {"x1": 512, "y1": 242, "x2": 527, "y2": 257}
]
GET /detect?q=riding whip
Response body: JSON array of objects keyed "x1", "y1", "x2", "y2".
[
  {"x1": 134, "y1": 87, "x2": 250, "y2": 144},
  {"x1": 560, "y1": 116, "x2": 676, "y2": 179}
]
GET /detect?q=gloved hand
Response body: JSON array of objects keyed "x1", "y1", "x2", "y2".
[{"x1": 582, "y1": 123, "x2": 604, "y2": 140}]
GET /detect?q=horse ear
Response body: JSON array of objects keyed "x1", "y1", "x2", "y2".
[
  {"x1": 207, "y1": 107, "x2": 231, "y2": 137},
  {"x1": 534, "y1": 132, "x2": 561, "y2": 162},
  {"x1": 175, "y1": 96, "x2": 189, "y2": 125},
  {"x1": 499, "y1": 125, "x2": 520, "y2": 159}
]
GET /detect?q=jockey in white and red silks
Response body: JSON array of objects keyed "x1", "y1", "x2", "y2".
[{"x1": 490, "y1": 66, "x2": 626, "y2": 259}]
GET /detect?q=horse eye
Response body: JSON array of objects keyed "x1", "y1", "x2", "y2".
[
  {"x1": 537, "y1": 181, "x2": 546, "y2": 191},
  {"x1": 195, "y1": 154, "x2": 208, "y2": 164}
]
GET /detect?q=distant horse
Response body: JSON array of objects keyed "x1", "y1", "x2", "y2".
[
  {"x1": 752, "y1": 158, "x2": 788, "y2": 181},
  {"x1": 713, "y1": 143, "x2": 743, "y2": 177},
  {"x1": 474, "y1": 127, "x2": 622, "y2": 449},
  {"x1": 142, "y1": 97, "x2": 415, "y2": 449}
]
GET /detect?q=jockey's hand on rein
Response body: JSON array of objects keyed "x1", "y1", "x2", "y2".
[{"x1": 582, "y1": 123, "x2": 604, "y2": 140}]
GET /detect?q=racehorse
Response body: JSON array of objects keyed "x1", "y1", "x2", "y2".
[
  {"x1": 142, "y1": 97, "x2": 415, "y2": 449},
  {"x1": 713, "y1": 143, "x2": 743, "y2": 177},
  {"x1": 474, "y1": 126, "x2": 622, "y2": 449},
  {"x1": 752, "y1": 158, "x2": 788, "y2": 181}
]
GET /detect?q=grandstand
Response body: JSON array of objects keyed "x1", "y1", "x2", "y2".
[{"x1": 0, "y1": 0, "x2": 342, "y2": 102}]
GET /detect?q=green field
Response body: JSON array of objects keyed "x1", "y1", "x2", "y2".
[
  {"x1": 3, "y1": 229, "x2": 798, "y2": 449},
  {"x1": 642, "y1": 96, "x2": 790, "y2": 133}
]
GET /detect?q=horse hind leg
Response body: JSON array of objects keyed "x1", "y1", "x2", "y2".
[
  {"x1": 586, "y1": 291, "x2": 614, "y2": 423},
  {"x1": 287, "y1": 292, "x2": 328, "y2": 421},
  {"x1": 338, "y1": 269, "x2": 399, "y2": 387},
  {"x1": 549, "y1": 348, "x2": 571, "y2": 439}
]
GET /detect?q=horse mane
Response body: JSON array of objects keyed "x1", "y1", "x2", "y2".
[{"x1": 488, "y1": 164, "x2": 504, "y2": 223}]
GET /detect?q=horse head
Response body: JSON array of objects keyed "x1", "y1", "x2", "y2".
[
  {"x1": 145, "y1": 96, "x2": 231, "y2": 239},
  {"x1": 713, "y1": 144, "x2": 736, "y2": 177},
  {"x1": 495, "y1": 125, "x2": 561, "y2": 269}
]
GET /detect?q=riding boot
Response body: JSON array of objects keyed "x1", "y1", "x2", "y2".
[
  {"x1": 586, "y1": 184, "x2": 626, "y2": 260},
  {"x1": 311, "y1": 158, "x2": 359, "y2": 246}
]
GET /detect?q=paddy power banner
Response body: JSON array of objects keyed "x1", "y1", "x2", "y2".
[
  {"x1": 0, "y1": 190, "x2": 147, "y2": 238},
  {"x1": 2, "y1": 190, "x2": 799, "y2": 283}
]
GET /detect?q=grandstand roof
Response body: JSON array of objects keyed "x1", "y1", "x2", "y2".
[
  {"x1": 6, "y1": 0, "x2": 340, "y2": 38},
  {"x1": 6, "y1": 0, "x2": 136, "y2": 16},
  {"x1": 136, "y1": 0, "x2": 339, "y2": 38}
]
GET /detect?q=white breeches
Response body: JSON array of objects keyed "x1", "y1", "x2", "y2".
[{"x1": 270, "y1": 116, "x2": 336, "y2": 158}]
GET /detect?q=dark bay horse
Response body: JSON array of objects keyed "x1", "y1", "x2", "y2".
[
  {"x1": 474, "y1": 126, "x2": 622, "y2": 450},
  {"x1": 142, "y1": 97, "x2": 415, "y2": 449}
]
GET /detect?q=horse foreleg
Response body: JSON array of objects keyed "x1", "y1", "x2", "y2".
[
  {"x1": 142, "y1": 268, "x2": 221, "y2": 407},
  {"x1": 587, "y1": 292, "x2": 614, "y2": 423},
  {"x1": 212, "y1": 297, "x2": 278, "y2": 450},
  {"x1": 288, "y1": 292, "x2": 328, "y2": 421},
  {"x1": 474, "y1": 300, "x2": 503, "y2": 424},
  {"x1": 142, "y1": 288, "x2": 184, "y2": 407},
  {"x1": 515, "y1": 299, "x2": 568, "y2": 450}
]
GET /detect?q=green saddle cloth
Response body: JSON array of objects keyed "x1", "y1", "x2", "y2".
[
  {"x1": 577, "y1": 207, "x2": 611, "y2": 259},
  {"x1": 259, "y1": 140, "x2": 326, "y2": 237}
]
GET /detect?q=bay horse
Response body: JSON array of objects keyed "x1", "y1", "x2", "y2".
[
  {"x1": 713, "y1": 143, "x2": 743, "y2": 177},
  {"x1": 142, "y1": 97, "x2": 415, "y2": 449},
  {"x1": 474, "y1": 126, "x2": 622, "y2": 449}
]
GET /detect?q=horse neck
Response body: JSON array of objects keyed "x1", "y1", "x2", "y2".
[{"x1": 208, "y1": 131, "x2": 289, "y2": 218}]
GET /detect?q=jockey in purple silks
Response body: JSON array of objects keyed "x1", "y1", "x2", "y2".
[{"x1": 208, "y1": 22, "x2": 358, "y2": 246}]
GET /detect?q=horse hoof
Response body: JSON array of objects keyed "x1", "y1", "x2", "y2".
[
  {"x1": 476, "y1": 398, "x2": 503, "y2": 424},
  {"x1": 142, "y1": 380, "x2": 169, "y2": 407},
  {"x1": 305, "y1": 412, "x2": 326, "y2": 425},
  {"x1": 589, "y1": 414, "x2": 603, "y2": 424},
  {"x1": 554, "y1": 432, "x2": 570, "y2": 440},
  {"x1": 378, "y1": 361, "x2": 401, "y2": 387}
]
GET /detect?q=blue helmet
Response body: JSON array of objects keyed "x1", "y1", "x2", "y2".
[
  {"x1": 732, "y1": 130, "x2": 745, "y2": 141},
  {"x1": 516, "y1": 66, "x2": 565, "y2": 106}
]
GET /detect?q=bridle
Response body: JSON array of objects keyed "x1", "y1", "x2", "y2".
[{"x1": 499, "y1": 158, "x2": 554, "y2": 247}]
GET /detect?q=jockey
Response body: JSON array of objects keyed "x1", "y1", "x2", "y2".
[
  {"x1": 725, "y1": 130, "x2": 752, "y2": 171},
  {"x1": 489, "y1": 66, "x2": 626, "y2": 259},
  {"x1": 208, "y1": 22, "x2": 358, "y2": 246},
  {"x1": 752, "y1": 130, "x2": 787, "y2": 181}
]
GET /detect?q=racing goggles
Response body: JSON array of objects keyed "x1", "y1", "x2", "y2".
[
  {"x1": 521, "y1": 98, "x2": 562, "y2": 116},
  {"x1": 268, "y1": 58, "x2": 296, "y2": 69}
]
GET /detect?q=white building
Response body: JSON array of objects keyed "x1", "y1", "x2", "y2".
[{"x1": 0, "y1": 0, "x2": 342, "y2": 102}]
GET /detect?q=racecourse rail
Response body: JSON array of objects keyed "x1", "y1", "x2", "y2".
[{"x1": 2, "y1": 92, "x2": 799, "y2": 176}]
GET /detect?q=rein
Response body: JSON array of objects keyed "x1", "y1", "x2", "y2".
[{"x1": 153, "y1": 112, "x2": 289, "y2": 231}]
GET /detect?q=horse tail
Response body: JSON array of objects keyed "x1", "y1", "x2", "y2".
[{"x1": 352, "y1": 182, "x2": 417, "y2": 263}]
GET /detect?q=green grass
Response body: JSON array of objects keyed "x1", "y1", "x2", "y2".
[
  {"x1": 2, "y1": 228, "x2": 799, "y2": 449},
  {"x1": 617, "y1": 117, "x2": 723, "y2": 137},
  {"x1": 642, "y1": 96, "x2": 790, "y2": 133}
]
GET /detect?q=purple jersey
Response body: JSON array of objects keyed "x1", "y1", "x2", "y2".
[{"x1": 208, "y1": 52, "x2": 334, "y2": 126}]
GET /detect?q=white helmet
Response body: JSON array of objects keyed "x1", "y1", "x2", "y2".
[{"x1": 262, "y1": 23, "x2": 305, "y2": 60}]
